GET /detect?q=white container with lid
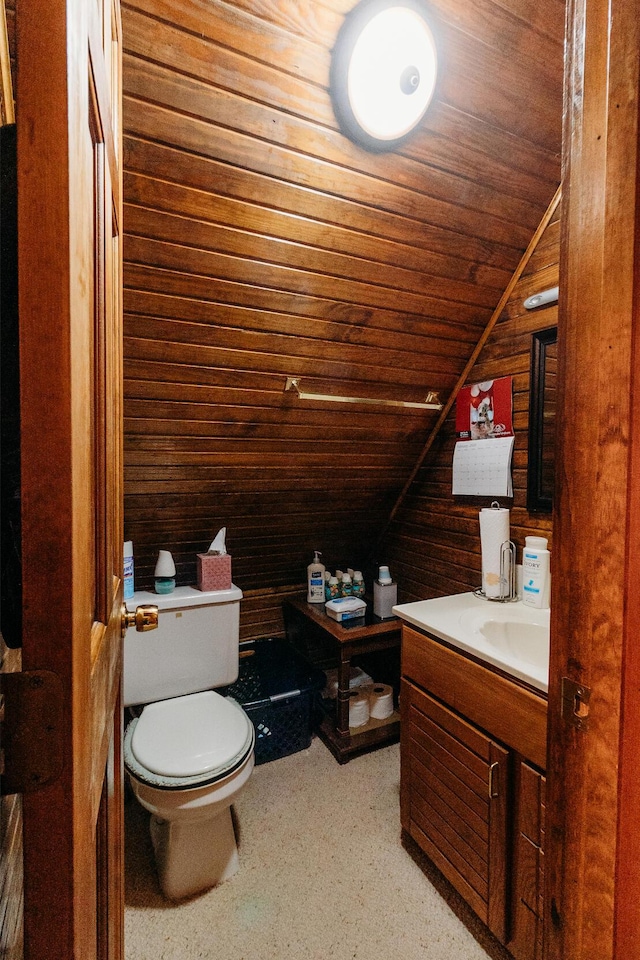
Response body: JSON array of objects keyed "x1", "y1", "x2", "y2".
[
  {"x1": 374, "y1": 566, "x2": 397, "y2": 618},
  {"x1": 325, "y1": 597, "x2": 367, "y2": 622},
  {"x1": 522, "y1": 536, "x2": 550, "y2": 609}
]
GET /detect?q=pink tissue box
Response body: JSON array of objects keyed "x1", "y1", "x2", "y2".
[{"x1": 197, "y1": 553, "x2": 232, "y2": 592}]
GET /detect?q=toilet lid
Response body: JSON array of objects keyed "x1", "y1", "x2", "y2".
[{"x1": 130, "y1": 690, "x2": 252, "y2": 778}]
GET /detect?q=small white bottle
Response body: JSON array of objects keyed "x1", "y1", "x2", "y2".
[
  {"x1": 324, "y1": 571, "x2": 332, "y2": 601},
  {"x1": 327, "y1": 576, "x2": 340, "y2": 600},
  {"x1": 522, "y1": 537, "x2": 550, "y2": 608},
  {"x1": 352, "y1": 571, "x2": 365, "y2": 598},
  {"x1": 341, "y1": 572, "x2": 353, "y2": 597},
  {"x1": 307, "y1": 550, "x2": 325, "y2": 603}
]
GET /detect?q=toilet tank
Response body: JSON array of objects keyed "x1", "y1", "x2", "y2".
[{"x1": 124, "y1": 585, "x2": 243, "y2": 707}]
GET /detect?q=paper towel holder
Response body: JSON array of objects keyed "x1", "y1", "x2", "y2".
[{"x1": 475, "y1": 538, "x2": 517, "y2": 603}]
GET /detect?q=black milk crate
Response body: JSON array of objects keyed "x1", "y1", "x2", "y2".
[{"x1": 225, "y1": 638, "x2": 325, "y2": 765}]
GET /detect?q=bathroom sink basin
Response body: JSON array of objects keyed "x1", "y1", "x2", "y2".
[
  {"x1": 457, "y1": 605, "x2": 549, "y2": 671},
  {"x1": 393, "y1": 593, "x2": 550, "y2": 692},
  {"x1": 474, "y1": 618, "x2": 548, "y2": 671}
]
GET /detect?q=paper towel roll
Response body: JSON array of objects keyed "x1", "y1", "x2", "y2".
[
  {"x1": 479, "y1": 505, "x2": 510, "y2": 598},
  {"x1": 368, "y1": 683, "x2": 394, "y2": 720},
  {"x1": 348, "y1": 688, "x2": 370, "y2": 727}
]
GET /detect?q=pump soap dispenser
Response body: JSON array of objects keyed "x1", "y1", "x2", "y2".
[{"x1": 307, "y1": 550, "x2": 325, "y2": 604}]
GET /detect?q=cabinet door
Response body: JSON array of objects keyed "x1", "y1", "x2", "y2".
[
  {"x1": 401, "y1": 679, "x2": 509, "y2": 941},
  {"x1": 510, "y1": 761, "x2": 546, "y2": 960}
]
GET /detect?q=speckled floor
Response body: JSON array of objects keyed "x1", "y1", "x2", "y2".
[{"x1": 124, "y1": 738, "x2": 493, "y2": 960}]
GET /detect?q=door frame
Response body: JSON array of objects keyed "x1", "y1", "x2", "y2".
[
  {"x1": 545, "y1": 0, "x2": 640, "y2": 957},
  {"x1": 9, "y1": 0, "x2": 640, "y2": 957}
]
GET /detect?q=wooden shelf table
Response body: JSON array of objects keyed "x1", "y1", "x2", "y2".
[{"x1": 282, "y1": 596, "x2": 402, "y2": 763}]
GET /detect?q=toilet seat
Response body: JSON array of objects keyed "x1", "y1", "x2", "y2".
[{"x1": 124, "y1": 690, "x2": 254, "y2": 791}]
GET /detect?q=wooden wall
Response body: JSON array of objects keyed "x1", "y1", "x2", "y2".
[
  {"x1": 384, "y1": 206, "x2": 560, "y2": 602},
  {"x1": 121, "y1": 0, "x2": 564, "y2": 637}
]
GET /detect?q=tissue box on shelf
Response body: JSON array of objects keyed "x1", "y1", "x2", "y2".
[
  {"x1": 197, "y1": 553, "x2": 232, "y2": 591},
  {"x1": 325, "y1": 597, "x2": 367, "y2": 622}
]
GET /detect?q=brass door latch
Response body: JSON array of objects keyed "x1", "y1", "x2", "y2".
[
  {"x1": 561, "y1": 676, "x2": 591, "y2": 731},
  {"x1": 121, "y1": 603, "x2": 159, "y2": 637}
]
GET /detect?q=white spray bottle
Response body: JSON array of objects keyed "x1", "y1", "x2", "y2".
[{"x1": 307, "y1": 550, "x2": 325, "y2": 603}]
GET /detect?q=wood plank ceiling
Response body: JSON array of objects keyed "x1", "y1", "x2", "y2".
[{"x1": 122, "y1": 0, "x2": 564, "y2": 594}]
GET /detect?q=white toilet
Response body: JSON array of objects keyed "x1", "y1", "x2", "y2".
[{"x1": 124, "y1": 585, "x2": 255, "y2": 901}]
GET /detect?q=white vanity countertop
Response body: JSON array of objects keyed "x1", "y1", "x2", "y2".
[{"x1": 393, "y1": 592, "x2": 550, "y2": 693}]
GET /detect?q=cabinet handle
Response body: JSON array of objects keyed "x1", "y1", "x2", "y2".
[{"x1": 488, "y1": 761, "x2": 499, "y2": 798}]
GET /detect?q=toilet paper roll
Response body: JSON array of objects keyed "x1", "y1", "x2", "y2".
[
  {"x1": 323, "y1": 666, "x2": 372, "y2": 700},
  {"x1": 348, "y1": 688, "x2": 370, "y2": 728},
  {"x1": 479, "y1": 505, "x2": 510, "y2": 598},
  {"x1": 368, "y1": 683, "x2": 394, "y2": 720}
]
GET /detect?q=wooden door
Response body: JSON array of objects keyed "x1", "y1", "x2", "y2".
[
  {"x1": 544, "y1": 0, "x2": 640, "y2": 957},
  {"x1": 16, "y1": 0, "x2": 124, "y2": 957}
]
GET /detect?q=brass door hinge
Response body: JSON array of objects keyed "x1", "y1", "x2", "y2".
[
  {"x1": 0, "y1": 670, "x2": 64, "y2": 795},
  {"x1": 561, "y1": 676, "x2": 591, "y2": 731}
]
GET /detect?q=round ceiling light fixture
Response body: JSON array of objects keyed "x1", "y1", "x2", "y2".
[{"x1": 330, "y1": 0, "x2": 438, "y2": 153}]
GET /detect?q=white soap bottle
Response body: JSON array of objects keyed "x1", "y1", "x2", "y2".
[
  {"x1": 307, "y1": 550, "x2": 326, "y2": 603},
  {"x1": 522, "y1": 536, "x2": 550, "y2": 608}
]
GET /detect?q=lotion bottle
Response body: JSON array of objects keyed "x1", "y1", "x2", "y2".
[
  {"x1": 522, "y1": 536, "x2": 550, "y2": 608},
  {"x1": 307, "y1": 550, "x2": 325, "y2": 603}
]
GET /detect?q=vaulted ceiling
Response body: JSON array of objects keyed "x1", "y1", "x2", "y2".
[{"x1": 121, "y1": 0, "x2": 565, "y2": 591}]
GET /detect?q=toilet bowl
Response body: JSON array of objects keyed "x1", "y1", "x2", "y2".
[
  {"x1": 124, "y1": 585, "x2": 255, "y2": 899},
  {"x1": 125, "y1": 689, "x2": 255, "y2": 900}
]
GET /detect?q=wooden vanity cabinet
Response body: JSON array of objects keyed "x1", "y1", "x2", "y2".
[
  {"x1": 510, "y1": 762, "x2": 546, "y2": 960},
  {"x1": 401, "y1": 625, "x2": 547, "y2": 958},
  {"x1": 401, "y1": 679, "x2": 510, "y2": 940}
]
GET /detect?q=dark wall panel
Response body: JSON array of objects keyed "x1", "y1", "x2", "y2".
[
  {"x1": 384, "y1": 209, "x2": 560, "y2": 602},
  {"x1": 122, "y1": 0, "x2": 563, "y2": 637}
]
